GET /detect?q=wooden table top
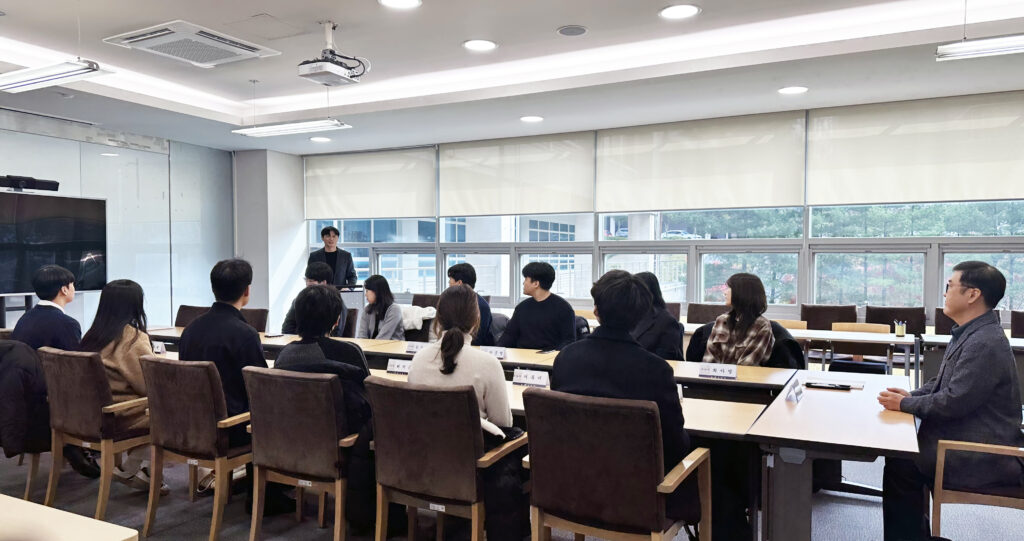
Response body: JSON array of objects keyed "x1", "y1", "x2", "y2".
[
  {"x1": 682, "y1": 325, "x2": 917, "y2": 346},
  {"x1": 668, "y1": 360, "x2": 796, "y2": 389},
  {"x1": 0, "y1": 494, "x2": 138, "y2": 541},
  {"x1": 746, "y1": 371, "x2": 919, "y2": 457}
]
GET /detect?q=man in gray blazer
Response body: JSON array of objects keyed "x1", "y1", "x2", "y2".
[
  {"x1": 878, "y1": 261, "x2": 1024, "y2": 541},
  {"x1": 308, "y1": 225, "x2": 357, "y2": 286}
]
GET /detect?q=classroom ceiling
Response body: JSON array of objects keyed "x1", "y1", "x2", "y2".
[{"x1": 1, "y1": 0, "x2": 1024, "y2": 154}]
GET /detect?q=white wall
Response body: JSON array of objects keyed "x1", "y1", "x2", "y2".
[{"x1": 232, "y1": 150, "x2": 271, "y2": 310}]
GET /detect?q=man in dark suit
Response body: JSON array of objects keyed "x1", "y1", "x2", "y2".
[
  {"x1": 879, "y1": 261, "x2": 1024, "y2": 541},
  {"x1": 12, "y1": 265, "x2": 81, "y2": 351},
  {"x1": 447, "y1": 262, "x2": 494, "y2": 346},
  {"x1": 307, "y1": 226, "x2": 357, "y2": 286}
]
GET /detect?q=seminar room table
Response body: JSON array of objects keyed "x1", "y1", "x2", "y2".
[
  {"x1": 0, "y1": 493, "x2": 138, "y2": 541},
  {"x1": 746, "y1": 371, "x2": 919, "y2": 541}
]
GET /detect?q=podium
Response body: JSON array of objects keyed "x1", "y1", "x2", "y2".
[{"x1": 338, "y1": 285, "x2": 365, "y2": 311}]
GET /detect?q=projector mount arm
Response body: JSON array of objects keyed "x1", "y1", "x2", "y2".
[{"x1": 319, "y1": 20, "x2": 370, "y2": 79}]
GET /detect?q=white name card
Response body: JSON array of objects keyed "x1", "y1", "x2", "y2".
[
  {"x1": 512, "y1": 369, "x2": 550, "y2": 388},
  {"x1": 298, "y1": 479, "x2": 312, "y2": 487},
  {"x1": 697, "y1": 363, "x2": 738, "y2": 380},
  {"x1": 405, "y1": 341, "x2": 428, "y2": 354},
  {"x1": 785, "y1": 379, "x2": 805, "y2": 403},
  {"x1": 152, "y1": 341, "x2": 167, "y2": 354},
  {"x1": 387, "y1": 359, "x2": 412, "y2": 375},
  {"x1": 677, "y1": 383, "x2": 683, "y2": 399},
  {"x1": 187, "y1": 458, "x2": 199, "y2": 466},
  {"x1": 480, "y1": 346, "x2": 507, "y2": 359},
  {"x1": 429, "y1": 503, "x2": 446, "y2": 512}
]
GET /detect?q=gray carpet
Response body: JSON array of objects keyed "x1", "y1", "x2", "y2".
[{"x1": 2, "y1": 455, "x2": 1021, "y2": 540}]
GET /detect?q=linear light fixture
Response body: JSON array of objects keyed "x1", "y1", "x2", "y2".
[
  {"x1": 231, "y1": 118, "x2": 352, "y2": 137},
  {"x1": 936, "y1": 34, "x2": 1024, "y2": 61},
  {"x1": 0, "y1": 59, "x2": 103, "y2": 93}
]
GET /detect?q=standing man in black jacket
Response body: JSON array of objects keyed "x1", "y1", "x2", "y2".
[{"x1": 307, "y1": 226, "x2": 357, "y2": 287}]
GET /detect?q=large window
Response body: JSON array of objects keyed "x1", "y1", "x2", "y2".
[
  {"x1": 814, "y1": 253, "x2": 925, "y2": 306},
  {"x1": 811, "y1": 201, "x2": 1024, "y2": 238},
  {"x1": 521, "y1": 254, "x2": 593, "y2": 299},
  {"x1": 604, "y1": 254, "x2": 687, "y2": 303},
  {"x1": 445, "y1": 254, "x2": 510, "y2": 297},
  {"x1": 600, "y1": 207, "x2": 803, "y2": 241},
  {"x1": 701, "y1": 253, "x2": 798, "y2": 305},
  {"x1": 379, "y1": 253, "x2": 437, "y2": 294},
  {"x1": 943, "y1": 253, "x2": 1024, "y2": 311}
]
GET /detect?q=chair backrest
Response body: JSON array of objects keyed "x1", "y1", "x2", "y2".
[
  {"x1": 490, "y1": 313, "x2": 510, "y2": 343},
  {"x1": 411, "y1": 294, "x2": 441, "y2": 309},
  {"x1": 140, "y1": 356, "x2": 228, "y2": 458},
  {"x1": 765, "y1": 321, "x2": 806, "y2": 369},
  {"x1": 37, "y1": 348, "x2": 114, "y2": 440},
  {"x1": 174, "y1": 305, "x2": 210, "y2": 328},
  {"x1": 364, "y1": 376, "x2": 484, "y2": 503},
  {"x1": 1011, "y1": 311, "x2": 1024, "y2": 339},
  {"x1": 0, "y1": 328, "x2": 12, "y2": 340},
  {"x1": 685, "y1": 302, "x2": 729, "y2": 325},
  {"x1": 934, "y1": 308, "x2": 956, "y2": 335},
  {"x1": 481, "y1": 295, "x2": 491, "y2": 303},
  {"x1": 800, "y1": 304, "x2": 857, "y2": 330},
  {"x1": 774, "y1": 319, "x2": 808, "y2": 330},
  {"x1": 404, "y1": 319, "x2": 432, "y2": 342},
  {"x1": 685, "y1": 322, "x2": 714, "y2": 363},
  {"x1": 240, "y1": 308, "x2": 269, "y2": 333},
  {"x1": 243, "y1": 367, "x2": 348, "y2": 481},
  {"x1": 831, "y1": 322, "x2": 890, "y2": 357},
  {"x1": 865, "y1": 305, "x2": 926, "y2": 336},
  {"x1": 341, "y1": 308, "x2": 359, "y2": 338},
  {"x1": 524, "y1": 388, "x2": 667, "y2": 533},
  {"x1": 574, "y1": 308, "x2": 596, "y2": 320},
  {"x1": 665, "y1": 302, "x2": 682, "y2": 322}
]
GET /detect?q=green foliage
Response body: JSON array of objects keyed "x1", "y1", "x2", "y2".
[{"x1": 701, "y1": 253, "x2": 798, "y2": 304}]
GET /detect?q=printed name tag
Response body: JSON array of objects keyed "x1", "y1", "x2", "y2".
[
  {"x1": 81, "y1": 442, "x2": 91, "y2": 449},
  {"x1": 405, "y1": 342, "x2": 428, "y2": 354},
  {"x1": 387, "y1": 359, "x2": 412, "y2": 375},
  {"x1": 677, "y1": 383, "x2": 683, "y2": 399},
  {"x1": 152, "y1": 341, "x2": 167, "y2": 354},
  {"x1": 298, "y1": 480, "x2": 312, "y2": 487},
  {"x1": 480, "y1": 346, "x2": 507, "y2": 359},
  {"x1": 512, "y1": 369, "x2": 549, "y2": 388},
  {"x1": 429, "y1": 503, "x2": 446, "y2": 512},
  {"x1": 785, "y1": 379, "x2": 805, "y2": 403},
  {"x1": 697, "y1": 364, "x2": 737, "y2": 380},
  {"x1": 187, "y1": 458, "x2": 199, "y2": 466}
]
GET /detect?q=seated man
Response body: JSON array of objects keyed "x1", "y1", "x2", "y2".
[
  {"x1": 447, "y1": 262, "x2": 494, "y2": 346},
  {"x1": 281, "y1": 262, "x2": 347, "y2": 336},
  {"x1": 879, "y1": 261, "x2": 1024, "y2": 541},
  {"x1": 496, "y1": 262, "x2": 575, "y2": 351},
  {"x1": 12, "y1": 265, "x2": 81, "y2": 351}
]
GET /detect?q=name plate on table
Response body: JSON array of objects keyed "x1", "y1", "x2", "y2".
[
  {"x1": 152, "y1": 341, "x2": 167, "y2": 354},
  {"x1": 405, "y1": 342, "x2": 428, "y2": 354},
  {"x1": 785, "y1": 379, "x2": 805, "y2": 403},
  {"x1": 697, "y1": 364, "x2": 737, "y2": 380},
  {"x1": 512, "y1": 369, "x2": 549, "y2": 388},
  {"x1": 387, "y1": 359, "x2": 412, "y2": 375},
  {"x1": 480, "y1": 346, "x2": 507, "y2": 359}
]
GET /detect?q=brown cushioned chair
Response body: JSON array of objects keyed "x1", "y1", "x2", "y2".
[
  {"x1": 37, "y1": 347, "x2": 151, "y2": 520},
  {"x1": 243, "y1": 366, "x2": 361, "y2": 541},
  {"x1": 684, "y1": 303, "x2": 728, "y2": 325},
  {"x1": 665, "y1": 302, "x2": 682, "y2": 322},
  {"x1": 800, "y1": 304, "x2": 858, "y2": 361},
  {"x1": 241, "y1": 308, "x2": 270, "y2": 333},
  {"x1": 341, "y1": 308, "x2": 359, "y2": 338},
  {"x1": 934, "y1": 308, "x2": 956, "y2": 335},
  {"x1": 830, "y1": 322, "x2": 892, "y2": 367},
  {"x1": 865, "y1": 306, "x2": 926, "y2": 336},
  {"x1": 523, "y1": 388, "x2": 710, "y2": 541},
  {"x1": 404, "y1": 318, "x2": 432, "y2": 343},
  {"x1": 139, "y1": 356, "x2": 252, "y2": 541},
  {"x1": 1011, "y1": 311, "x2": 1024, "y2": 339},
  {"x1": 175, "y1": 305, "x2": 210, "y2": 328},
  {"x1": 932, "y1": 439, "x2": 1024, "y2": 536},
  {"x1": 364, "y1": 376, "x2": 528, "y2": 541},
  {"x1": 411, "y1": 294, "x2": 441, "y2": 309},
  {"x1": 0, "y1": 328, "x2": 12, "y2": 340}
]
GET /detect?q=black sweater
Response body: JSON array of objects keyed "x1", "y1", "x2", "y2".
[
  {"x1": 496, "y1": 293, "x2": 576, "y2": 351},
  {"x1": 11, "y1": 305, "x2": 81, "y2": 351}
]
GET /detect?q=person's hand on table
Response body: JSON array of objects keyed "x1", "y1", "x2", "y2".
[{"x1": 877, "y1": 387, "x2": 909, "y2": 411}]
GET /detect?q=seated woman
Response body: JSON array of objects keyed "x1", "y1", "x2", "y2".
[
  {"x1": 407, "y1": 284, "x2": 526, "y2": 541},
  {"x1": 356, "y1": 275, "x2": 405, "y2": 341},
  {"x1": 631, "y1": 272, "x2": 684, "y2": 360},
  {"x1": 702, "y1": 273, "x2": 774, "y2": 366}
]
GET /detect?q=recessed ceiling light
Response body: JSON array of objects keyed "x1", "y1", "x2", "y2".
[
  {"x1": 463, "y1": 39, "x2": 497, "y2": 52},
  {"x1": 100, "y1": 152, "x2": 119, "y2": 157},
  {"x1": 520, "y1": 115, "x2": 544, "y2": 123},
  {"x1": 659, "y1": 4, "x2": 701, "y2": 20},
  {"x1": 777, "y1": 86, "x2": 809, "y2": 95},
  {"x1": 310, "y1": 136, "x2": 332, "y2": 143},
  {"x1": 378, "y1": 0, "x2": 422, "y2": 9},
  {"x1": 557, "y1": 25, "x2": 588, "y2": 37}
]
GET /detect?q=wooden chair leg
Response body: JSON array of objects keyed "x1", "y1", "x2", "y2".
[
  {"x1": 375, "y1": 484, "x2": 389, "y2": 541},
  {"x1": 698, "y1": 457, "x2": 712, "y2": 541},
  {"x1": 210, "y1": 457, "x2": 230, "y2": 541},
  {"x1": 248, "y1": 465, "x2": 266, "y2": 541},
  {"x1": 931, "y1": 494, "x2": 941, "y2": 536},
  {"x1": 574, "y1": 534, "x2": 585, "y2": 541},
  {"x1": 470, "y1": 501, "x2": 484, "y2": 541},
  {"x1": 95, "y1": 439, "x2": 115, "y2": 520},
  {"x1": 188, "y1": 464, "x2": 199, "y2": 503},
  {"x1": 407, "y1": 506, "x2": 418, "y2": 541},
  {"x1": 296, "y1": 487, "x2": 305, "y2": 523},
  {"x1": 436, "y1": 513, "x2": 445, "y2": 541},
  {"x1": 23, "y1": 453, "x2": 40, "y2": 500},
  {"x1": 334, "y1": 479, "x2": 346, "y2": 541},
  {"x1": 143, "y1": 447, "x2": 164, "y2": 537},
  {"x1": 44, "y1": 430, "x2": 64, "y2": 507},
  {"x1": 530, "y1": 506, "x2": 543, "y2": 541},
  {"x1": 318, "y1": 491, "x2": 328, "y2": 529},
  {"x1": 18, "y1": 453, "x2": 25, "y2": 466}
]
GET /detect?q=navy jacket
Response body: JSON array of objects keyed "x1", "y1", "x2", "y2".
[
  {"x1": 11, "y1": 305, "x2": 81, "y2": 351},
  {"x1": 308, "y1": 248, "x2": 358, "y2": 286},
  {"x1": 474, "y1": 294, "x2": 495, "y2": 347},
  {"x1": 631, "y1": 307, "x2": 685, "y2": 361}
]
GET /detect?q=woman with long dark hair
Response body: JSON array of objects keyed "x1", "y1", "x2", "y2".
[
  {"x1": 356, "y1": 274, "x2": 405, "y2": 340},
  {"x1": 702, "y1": 272, "x2": 775, "y2": 365},
  {"x1": 631, "y1": 272, "x2": 684, "y2": 360}
]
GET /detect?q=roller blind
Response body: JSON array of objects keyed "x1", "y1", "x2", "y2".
[
  {"x1": 304, "y1": 147, "x2": 436, "y2": 219},
  {"x1": 807, "y1": 92, "x2": 1024, "y2": 206},
  {"x1": 595, "y1": 111, "x2": 805, "y2": 212},
  {"x1": 439, "y1": 132, "x2": 595, "y2": 217}
]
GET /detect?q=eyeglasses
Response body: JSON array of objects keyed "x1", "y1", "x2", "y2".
[{"x1": 945, "y1": 282, "x2": 978, "y2": 293}]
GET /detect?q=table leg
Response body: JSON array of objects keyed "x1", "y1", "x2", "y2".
[
  {"x1": 914, "y1": 338, "x2": 921, "y2": 389},
  {"x1": 765, "y1": 447, "x2": 812, "y2": 541}
]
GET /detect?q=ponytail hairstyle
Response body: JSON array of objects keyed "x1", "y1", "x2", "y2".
[
  {"x1": 432, "y1": 284, "x2": 480, "y2": 375},
  {"x1": 725, "y1": 273, "x2": 768, "y2": 337}
]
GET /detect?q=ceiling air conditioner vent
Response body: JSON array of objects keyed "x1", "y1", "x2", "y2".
[{"x1": 103, "y1": 20, "x2": 280, "y2": 68}]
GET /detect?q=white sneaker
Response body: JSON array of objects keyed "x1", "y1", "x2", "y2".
[{"x1": 121, "y1": 467, "x2": 170, "y2": 495}]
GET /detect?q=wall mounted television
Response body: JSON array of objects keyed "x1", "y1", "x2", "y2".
[{"x1": 0, "y1": 191, "x2": 107, "y2": 295}]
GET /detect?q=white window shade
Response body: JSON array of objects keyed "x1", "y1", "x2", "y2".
[
  {"x1": 807, "y1": 92, "x2": 1024, "y2": 206},
  {"x1": 596, "y1": 111, "x2": 805, "y2": 212},
  {"x1": 439, "y1": 132, "x2": 595, "y2": 217},
  {"x1": 305, "y1": 147, "x2": 436, "y2": 219}
]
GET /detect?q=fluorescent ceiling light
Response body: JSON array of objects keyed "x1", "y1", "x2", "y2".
[
  {"x1": 659, "y1": 4, "x2": 702, "y2": 20},
  {"x1": 936, "y1": 34, "x2": 1024, "y2": 61},
  {"x1": 310, "y1": 136, "x2": 332, "y2": 142},
  {"x1": 777, "y1": 86, "x2": 808, "y2": 95},
  {"x1": 463, "y1": 39, "x2": 497, "y2": 52},
  {"x1": 0, "y1": 59, "x2": 103, "y2": 93},
  {"x1": 232, "y1": 118, "x2": 351, "y2": 137},
  {"x1": 520, "y1": 115, "x2": 544, "y2": 122},
  {"x1": 379, "y1": 0, "x2": 422, "y2": 8}
]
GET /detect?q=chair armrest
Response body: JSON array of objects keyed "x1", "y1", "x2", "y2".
[
  {"x1": 102, "y1": 397, "x2": 148, "y2": 414},
  {"x1": 657, "y1": 447, "x2": 710, "y2": 494},
  {"x1": 338, "y1": 433, "x2": 360, "y2": 448},
  {"x1": 522, "y1": 454, "x2": 530, "y2": 469},
  {"x1": 246, "y1": 424, "x2": 251, "y2": 434},
  {"x1": 217, "y1": 412, "x2": 251, "y2": 429},
  {"x1": 938, "y1": 439, "x2": 1024, "y2": 459},
  {"x1": 477, "y1": 434, "x2": 529, "y2": 469}
]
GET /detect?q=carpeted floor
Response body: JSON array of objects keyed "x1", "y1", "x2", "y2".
[{"x1": 2, "y1": 454, "x2": 1021, "y2": 540}]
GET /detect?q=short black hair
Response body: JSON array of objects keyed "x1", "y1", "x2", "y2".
[
  {"x1": 591, "y1": 270, "x2": 652, "y2": 331},
  {"x1": 953, "y1": 260, "x2": 1006, "y2": 309},
  {"x1": 447, "y1": 263, "x2": 477, "y2": 288},
  {"x1": 294, "y1": 285, "x2": 343, "y2": 338},
  {"x1": 522, "y1": 262, "x2": 556, "y2": 291},
  {"x1": 320, "y1": 226, "x2": 340, "y2": 238},
  {"x1": 305, "y1": 262, "x2": 334, "y2": 283},
  {"x1": 210, "y1": 259, "x2": 252, "y2": 303},
  {"x1": 32, "y1": 265, "x2": 75, "y2": 301}
]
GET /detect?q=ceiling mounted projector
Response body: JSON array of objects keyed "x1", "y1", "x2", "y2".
[{"x1": 298, "y1": 20, "x2": 370, "y2": 86}]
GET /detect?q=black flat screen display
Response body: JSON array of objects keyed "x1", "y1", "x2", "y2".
[{"x1": 0, "y1": 192, "x2": 107, "y2": 294}]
